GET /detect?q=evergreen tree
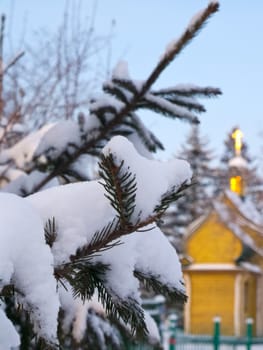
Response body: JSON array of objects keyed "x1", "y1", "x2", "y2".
[
  {"x1": 0, "y1": 2, "x2": 221, "y2": 349},
  {"x1": 160, "y1": 124, "x2": 214, "y2": 252},
  {"x1": 159, "y1": 124, "x2": 214, "y2": 330}
]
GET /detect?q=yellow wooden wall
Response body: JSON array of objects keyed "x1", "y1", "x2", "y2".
[
  {"x1": 186, "y1": 212, "x2": 243, "y2": 263},
  {"x1": 183, "y1": 204, "x2": 261, "y2": 336},
  {"x1": 184, "y1": 270, "x2": 257, "y2": 336},
  {"x1": 185, "y1": 271, "x2": 236, "y2": 335}
]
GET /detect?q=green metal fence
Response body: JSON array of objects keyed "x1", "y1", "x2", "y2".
[
  {"x1": 168, "y1": 316, "x2": 263, "y2": 350},
  {"x1": 109, "y1": 314, "x2": 263, "y2": 350}
]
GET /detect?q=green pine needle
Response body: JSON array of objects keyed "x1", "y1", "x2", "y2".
[
  {"x1": 154, "y1": 181, "x2": 191, "y2": 215},
  {"x1": 134, "y1": 270, "x2": 187, "y2": 303},
  {"x1": 44, "y1": 217, "x2": 57, "y2": 248},
  {"x1": 98, "y1": 153, "x2": 137, "y2": 228}
]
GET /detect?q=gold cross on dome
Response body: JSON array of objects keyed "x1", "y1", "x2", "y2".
[{"x1": 232, "y1": 128, "x2": 243, "y2": 156}]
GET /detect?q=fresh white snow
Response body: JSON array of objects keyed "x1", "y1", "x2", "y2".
[
  {"x1": 0, "y1": 193, "x2": 60, "y2": 345},
  {"x1": 0, "y1": 307, "x2": 20, "y2": 349},
  {"x1": 228, "y1": 155, "x2": 248, "y2": 169},
  {"x1": 103, "y1": 135, "x2": 192, "y2": 222},
  {"x1": 0, "y1": 135, "x2": 192, "y2": 346},
  {"x1": 226, "y1": 190, "x2": 263, "y2": 226},
  {"x1": 0, "y1": 123, "x2": 55, "y2": 168}
]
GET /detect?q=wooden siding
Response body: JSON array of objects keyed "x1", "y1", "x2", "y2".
[
  {"x1": 186, "y1": 212, "x2": 243, "y2": 263},
  {"x1": 184, "y1": 270, "x2": 257, "y2": 336},
  {"x1": 186, "y1": 271, "x2": 236, "y2": 335}
]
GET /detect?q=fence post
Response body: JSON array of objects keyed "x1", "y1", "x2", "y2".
[
  {"x1": 169, "y1": 314, "x2": 177, "y2": 350},
  {"x1": 213, "y1": 316, "x2": 221, "y2": 350},
  {"x1": 246, "y1": 318, "x2": 253, "y2": 350}
]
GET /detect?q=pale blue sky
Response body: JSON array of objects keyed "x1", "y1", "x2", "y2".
[{"x1": 1, "y1": 0, "x2": 263, "y2": 164}]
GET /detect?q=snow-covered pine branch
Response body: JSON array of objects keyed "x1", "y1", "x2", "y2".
[
  {"x1": 0, "y1": 2, "x2": 221, "y2": 348},
  {"x1": 0, "y1": 136, "x2": 191, "y2": 348},
  {"x1": 0, "y1": 1, "x2": 221, "y2": 196}
]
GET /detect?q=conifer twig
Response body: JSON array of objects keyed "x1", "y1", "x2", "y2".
[
  {"x1": 29, "y1": 2, "x2": 220, "y2": 194},
  {"x1": 139, "y1": 1, "x2": 220, "y2": 97}
]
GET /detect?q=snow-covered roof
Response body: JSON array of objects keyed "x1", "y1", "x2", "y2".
[
  {"x1": 228, "y1": 155, "x2": 248, "y2": 169},
  {"x1": 213, "y1": 200, "x2": 263, "y2": 258},
  {"x1": 239, "y1": 262, "x2": 262, "y2": 274},
  {"x1": 225, "y1": 189, "x2": 263, "y2": 227},
  {"x1": 185, "y1": 212, "x2": 209, "y2": 238},
  {"x1": 184, "y1": 189, "x2": 263, "y2": 262}
]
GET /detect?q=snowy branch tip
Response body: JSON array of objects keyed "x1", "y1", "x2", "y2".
[{"x1": 162, "y1": 1, "x2": 219, "y2": 61}]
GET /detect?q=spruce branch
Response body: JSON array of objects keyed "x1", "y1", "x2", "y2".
[
  {"x1": 103, "y1": 78, "x2": 138, "y2": 104},
  {"x1": 27, "y1": 2, "x2": 220, "y2": 194},
  {"x1": 140, "y1": 94, "x2": 200, "y2": 124},
  {"x1": 70, "y1": 218, "x2": 122, "y2": 260},
  {"x1": 152, "y1": 85, "x2": 222, "y2": 98},
  {"x1": 154, "y1": 181, "x2": 191, "y2": 215},
  {"x1": 53, "y1": 176, "x2": 191, "y2": 339},
  {"x1": 62, "y1": 170, "x2": 191, "y2": 268},
  {"x1": 134, "y1": 270, "x2": 187, "y2": 302},
  {"x1": 103, "y1": 82, "x2": 130, "y2": 104},
  {"x1": 123, "y1": 114, "x2": 164, "y2": 152},
  {"x1": 55, "y1": 200, "x2": 187, "y2": 301},
  {"x1": 113, "y1": 298, "x2": 147, "y2": 338},
  {"x1": 61, "y1": 216, "x2": 159, "y2": 277},
  {"x1": 55, "y1": 259, "x2": 148, "y2": 337},
  {"x1": 90, "y1": 104, "x2": 119, "y2": 122},
  {"x1": 151, "y1": 92, "x2": 206, "y2": 113},
  {"x1": 67, "y1": 216, "x2": 156, "y2": 262},
  {"x1": 66, "y1": 261, "x2": 110, "y2": 301},
  {"x1": 98, "y1": 153, "x2": 137, "y2": 228},
  {"x1": 112, "y1": 78, "x2": 138, "y2": 95},
  {"x1": 54, "y1": 178, "x2": 190, "y2": 303},
  {"x1": 165, "y1": 97, "x2": 205, "y2": 113},
  {"x1": 139, "y1": 1, "x2": 220, "y2": 95}
]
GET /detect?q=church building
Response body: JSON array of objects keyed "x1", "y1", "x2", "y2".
[{"x1": 183, "y1": 129, "x2": 263, "y2": 336}]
